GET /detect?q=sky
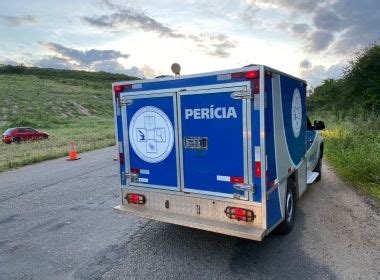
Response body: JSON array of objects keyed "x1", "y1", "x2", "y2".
[{"x1": 0, "y1": 0, "x2": 379, "y2": 87}]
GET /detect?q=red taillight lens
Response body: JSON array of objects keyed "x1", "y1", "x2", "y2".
[
  {"x1": 119, "y1": 152, "x2": 124, "y2": 165},
  {"x1": 231, "y1": 70, "x2": 259, "y2": 79},
  {"x1": 114, "y1": 85, "x2": 122, "y2": 92},
  {"x1": 230, "y1": 176, "x2": 244, "y2": 183},
  {"x1": 255, "y1": 162, "x2": 261, "y2": 177},
  {"x1": 225, "y1": 207, "x2": 255, "y2": 222},
  {"x1": 125, "y1": 193, "x2": 146, "y2": 204},
  {"x1": 113, "y1": 84, "x2": 132, "y2": 93},
  {"x1": 130, "y1": 168, "x2": 140, "y2": 174}
]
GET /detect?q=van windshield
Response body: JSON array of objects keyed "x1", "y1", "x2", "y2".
[{"x1": 4, "y1": 128, "x2": 14, "y2": 135}]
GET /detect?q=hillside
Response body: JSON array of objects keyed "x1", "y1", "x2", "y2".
[
  {"x1": 0, "y1": 65, "x2": 137, "y2": 128},
  {"x1": 307, "y1": 44, "x2": 380, "y2": 199},
  {"x1": 0, "y1": 65, "x2": 138, "y2": 171}
]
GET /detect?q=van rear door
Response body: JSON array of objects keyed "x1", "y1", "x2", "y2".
[
  {"x1": 121, "y1": 91, "x2": 180, "y2": 190},
  {"x1": 178, "y1": 83, "x2": 252, "y2": 200}
]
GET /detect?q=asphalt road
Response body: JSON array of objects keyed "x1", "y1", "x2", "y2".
[{"x1": 0, "y1": 147, "x2": 379, "y2": 280}]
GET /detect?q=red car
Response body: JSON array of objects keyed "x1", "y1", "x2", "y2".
[{"x1": 2, "y1": 127, "x2": 49, "y2": 144}]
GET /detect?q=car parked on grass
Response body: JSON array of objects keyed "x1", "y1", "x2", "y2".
[{"x1": 2, "y1": 127, "x2": 49, "y2": 144}]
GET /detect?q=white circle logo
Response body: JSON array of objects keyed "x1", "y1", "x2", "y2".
[
  {"x1": 291, "y1": 88, "x2": 302, "y2": 138},
  {"x1": 129, "y1": 106, "x2": 174, "y2": 163}
]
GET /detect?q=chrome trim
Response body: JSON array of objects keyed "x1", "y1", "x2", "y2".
[
  {"x1": 230, "y1": 91, "x2": 251, "y2": 99},
  {"x1": 129, "y1": 182, "x2": 180, "y2": 190},
  {"x1": 112, "y1": 86, "x2": 123, "y2": 205},
  {"x1": 124, "y1": 185, "x2": 263, "y2": 206},
  {"x1": 119, "y1": 83, "x2": 250, "y2": 98},
  {"x1": 242, "y1": 94, "x2": 249, "y2": 200},
  {"x1": 112, "y1": 65, "x2": 306, "y2": 87},
  {"x1": 246, "y1": 86, "x2": 253, "y2": 201},
  {"x1": 177, "y1": 90, "x2": 185, "y2": 192},
  {"x1": 233, "y1": 183, "x2": 254, "y2": 192},
  {"x1": 173, "y1": 94, "x2": 181, "y2": 190},
  {"x1": 113, "y1": 66, "x2": 261, "y2": 86},
  {"x1": 120, "y1": 102, "x2": 130, "y2": 186},
  {"x1": 259, "y1": 65, "x2": 267, "y2": 229}
]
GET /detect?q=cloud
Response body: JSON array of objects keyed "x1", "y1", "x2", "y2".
[
  {"x1": 300, "y1": 59, "x2": 312, "y2": 69},
  {"x1": 312, "y1": 7, "x2": 343, "y2": 31},
  {"x1": 83, "y1": 1, "x2": 236, "y2": 58},
  {"x1": 291, "y1": 23, "x2": 311, "y2": 37},
  {"x1": 308, "y1": 31, "x2": 334, "y2": 52},
  {"x1": 300, "y1": 62, "x2": 346, "y2": 87},
  {"x1": 34, "y1": 56, "x2": 74, "y2": 69},
  {"x1": 34, "y1": 43, "x2": 143, "y2": 78},
  {"x1": 44, "y1": 43, "x2": 130, "y2": 66},
  {"x1": 140, "y1": 64, "x2": 159, "y2": 79},
  {"x1": 247, "y1": 0, "x2": 320, "y2": 13},
  {"x1": 91, "y1": 60, "x2": 144, "y2": 77},
  {"x1": 0, "y1": 58, "x2": 19, "y2": 65},
  {"x1": 244, "y1": 0, "x2": 380, "y2": 54},
  {"x1": 83, "y1": 8, "x2": 185, "y2": 39},
  {"x1": 0, "y1": 15, "x2": 40, "y2": 26},
  {"x1": 196, "y1": 33, "x2": 236, "y2": 58}
]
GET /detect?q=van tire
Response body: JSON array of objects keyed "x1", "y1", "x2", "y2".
[
  {"x1": 276, "y1": 178, "x2": 296, "y2": 235},
  {"x1": 13, "y1": 138, "x2": 21, "y2": 144}
]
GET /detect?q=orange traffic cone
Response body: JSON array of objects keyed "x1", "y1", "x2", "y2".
[{"x1": 67, "y1": 141, "x2": 80, "y2": 161}]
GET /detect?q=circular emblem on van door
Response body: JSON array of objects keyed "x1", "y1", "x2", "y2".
[
  {"x1": 291, "y1": 88, "x2": 302, "y2": 138},
  {"x1": 129, "y1": 106, "x2": 174, "y2": 163}
]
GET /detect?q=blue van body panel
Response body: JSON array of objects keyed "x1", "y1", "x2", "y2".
[
  {"x1": 180, "y1": 91, "x2": 245, "y2": 196},
  {"x1": 280, "y1": 76, "x2": 307, "y2": 166},
  {"x1": 125, "y1": 96, "x2": 178, "y2": 188},
  {"x1": 265, "y1": 75, "x2": 282, "y2": 228}
]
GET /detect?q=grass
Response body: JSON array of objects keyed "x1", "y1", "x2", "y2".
[
  {"x1": 0, "y1": 66, "x2": 136, "y2": 172},
  {"x1": 311, "y1": 113, "x2": 380, "y2": 200},
  {"x1": 0, "y1": 118, "x2": 115, "y2": 171}
]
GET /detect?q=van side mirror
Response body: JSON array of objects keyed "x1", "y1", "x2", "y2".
[{"x1": 314, "y1": 120, "x2": 325, "y2": 130}]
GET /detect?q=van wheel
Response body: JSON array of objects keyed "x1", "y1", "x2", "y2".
[
  {"x1": 13, "y1": 138, "x2": 21, "y2": 144},
  {"x1": 313, "y1": 156, "x2": 322, "y2": 182},
  {"x1": 277, "y1": 178, "x2": 296, "y2": 234}
]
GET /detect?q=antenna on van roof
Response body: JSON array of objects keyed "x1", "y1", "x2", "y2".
[{"x1": 171, "y1": 63, "x2": 181, "y2": 76}]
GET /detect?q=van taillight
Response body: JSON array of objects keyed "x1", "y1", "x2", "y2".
[
  {"x1": 113, "y1": 84, "x2": 133, "y2": 93},
  {"x1": 125, "y1": 193, "x2": 146, "y2": 205},
  {"x1": 113, "y1": 85, "x2": 122, "y2": 92},
  {"x1": 225, "y1": 207, "x2": 255, "y2": 222},
  {"x1": 231, "y1": 70, "x2": 259, "y2": 79}
]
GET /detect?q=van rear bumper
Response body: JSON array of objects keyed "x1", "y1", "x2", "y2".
[{"x1": 113, "y1": 190, "x2": 266, "y2": 241}]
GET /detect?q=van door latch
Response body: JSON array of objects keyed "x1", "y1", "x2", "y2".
[
  {"x1": 233, "y1": 183, "x2": 255, "y2": 193},
  {"x1": 120, "y1": 97, "x2": 133, "y2": 106},
  {"x1": 230, "y1": 91, "x2": 251, "y2": 99},
  {"x1": 125, "y1": 173, "x2": 138, "y2": 182}
]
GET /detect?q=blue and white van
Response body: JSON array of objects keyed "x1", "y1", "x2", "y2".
[{"x1": 112, "y1": 65, "x2": 325, "y2": 241}]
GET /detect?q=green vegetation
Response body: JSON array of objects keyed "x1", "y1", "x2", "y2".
[
  {"x1": 0, "y1": 65, "x2": 137, "y2": 171},
  {"x1": 308, "y1": 44, "x2": 380, "y2": 200}
]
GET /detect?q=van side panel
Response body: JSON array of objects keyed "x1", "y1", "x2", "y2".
[
  {"x1": 265, "y1": 74, "x2": 282, "y2": 228},
  {"x1": 279, "y1": 75, "x2": 307, "y2": 167}
]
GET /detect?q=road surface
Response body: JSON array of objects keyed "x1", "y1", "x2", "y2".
[{"x1": 0, "y1": 147, "x2": 379, "y2": 279}]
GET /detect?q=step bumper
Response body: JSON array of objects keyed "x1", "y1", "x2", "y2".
[{"x1": 114, "y1": 204, "x2": 266, "y2": 241}]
